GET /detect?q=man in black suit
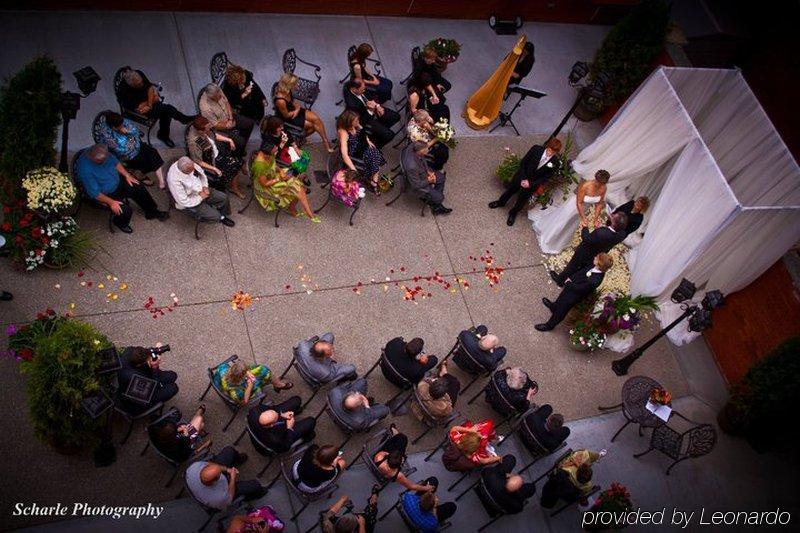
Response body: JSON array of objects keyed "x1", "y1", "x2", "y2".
[
  {"x1": 453, "y1": 324, "x2": 506, "y2": 372},
  {"x1": 480, "y1": 455, "x2": 537, "y2": 515},
  {"x1": 520, "y1": 404, "x2": 569, "y2": 452},
  {"x1": 343, "y1": 79, "x2": 400, "y2": 149},
  {"x1": 550, "y1": 212, "x2": 628, "y2": 287},
  {"x1": 536, "y1": 253, "x2": 613, "y2": 331},
  {"x1": 613, "y1": 196, "x2": 650, "y2": 236},
  {"x1": 118, "y1": 346, "x2": 179, "y2": 414},
  {"x1": 401, "y1": 143, "x2": 452, "y2": 215},
  {"x1": 489, "y1": 137, "x2": 562, "y2": 226},
  {"x1": 382, "y1": 337, "x2": 438, "y2": 386},
  {"x1": 247, "y1": 396, "x2": 316, "y2": 453}
]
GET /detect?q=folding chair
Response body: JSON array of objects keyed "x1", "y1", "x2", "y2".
[
  {"x1": 441, "y1": 329, "x2": 494, "y2": 394},
  {"x1": 467, "y1": 370, "x2": 532, "y2": 432},
  {"x1": 346, "y1": 427, "x2": 417, "y2": 495},
  {"x1": 279, "y1": 335, "x2": 354, "y2": 410},
  {"x1": 275, "y1": 445, "x2": 340, "y2": 522},
  {"x1": 513, "y1": 412, "x2": 568, "y2": 475},
  {"x1": 233, "y1": 408, "x2": 308, "y2": 478},
  {"x1": 198, "y1": 354, "x2": 267, "y2": 432},
  {"x1": 313, "y1": 393, "x2": 382, "y2": 453},
  {"x1": 363, "y1": 348, "x2": 415, "y2": 409},
  {"x1": 396, "y1": 47, "x2": 421, "y2": 106},
  {"x1": 113, "y1": 66, "x2": 163, "y2": 145},
  {"x1": 140, "y1": 407, "x2": 212, "y2": 488}
]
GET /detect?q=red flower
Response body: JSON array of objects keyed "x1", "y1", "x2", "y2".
[
  {"x1": 36, "y1": 312, "x2": 45, "y2": 320},
  {"x1": 46, "y1": 308, "x2": 56, "y2": 316},
  {"x1": 31, "y1": 227, "x2": 43, "y2": 239},
  {"x1": 42, "y1": 236, "x2": 50, "y2": 245},
  {"x1": 535, "y1": 185, "x2": 546, "y2": 195},
  {"x1": 13, "y1": 235, "x2": 24, "y2": 245},
  {"x1": 35, "y1": 249, "x2": 44, "y2": 257},
  {"x1": 19, "y1": 348, "x2": 34, "y2": 361},
  {"x1": 2, "y1": 205, "x2": 10, "y2": 214},
  {"x1": 19, "y1": 218, "x2": 29, "y2": 228},
  {"x1": 1, "y1": 222, "x2": 10, "y2": 232}
]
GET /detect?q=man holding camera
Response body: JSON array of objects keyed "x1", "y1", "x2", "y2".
[{"x1": 117, "y1": 345, "x2": 179, "y2": 414}]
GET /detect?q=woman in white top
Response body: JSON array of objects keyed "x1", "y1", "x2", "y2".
[{"x1": 576, "y1": 169, "x2": 610, "y2": 229}]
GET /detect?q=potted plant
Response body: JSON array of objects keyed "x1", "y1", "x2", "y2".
[
  {"x1": 569, "y1": 320, "x2": 606, "y2": 352},
  {"x1": 0, "y1": 212, "x2": 95, "y2": 271},
  {"x1": 424, "y1": 38, "x2": 461, "y2": 64},
  {"x1": 594, "y1": 293, "x2": 659, "y2": 334},
  {"x1": 22, "y1": 166, "x2": 78, "y2": 219},
  {"x1": 8, "y1": 312, "x2": 111, "y2": 453},
  {"x1": 718, "y1": 337, "x2": 800, "y2": 452},
  {"x1": 496, "y1": 147, "x2": 521, "y2": 187},
  {"x1": 584, "y1": 482, "x2": 634, "y2": 531}
]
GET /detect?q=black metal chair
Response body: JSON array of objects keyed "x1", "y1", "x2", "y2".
[
  {"x1": 209, "y1": 52, "x2": 229, "y2": 85},
  {"x1": 336, "y1": 45, "x2": 384, "y2": 105},
  {"x1": 441, "y1": 329, "x2": 494, "y2": 395},
  {"x1": 198, "y1": 354, "x2": 267, "y2": 432},
  {"x1": 162, "y1": 157, "x2": 222, "y2": 240},
  {"x1": 346, "y1": 427, "x2": 417, "y2": 495},
  {"x1": 140, "y1": 406, "x2": 212, "y2": 487},
  {"x1": 363, "y1": 348, "x2": 415, "y2": 409},
  {"x1": 396, "y1": 46, "x2": 421, "y2": 106},
  {"x1": 233, "y1": 406, "x2": 308, "y2": 478},
  {"x1": 598, "y1": 375, "x2": 668, "y2": 442},
  {"x1": 384, "y1": 144, "x2": 430, "y2": 216},
  {"x1": 313, "y1": 148, "x2": 363, "y2": 226},
  {"x1": 527, "y1": 448, "x2": 600, "y2": 518},
  {"x1": 184, "y1": 468, "x2": 246, "y2": 531},
  {"x1": 378, "y1": 490, "x2": 452, "y2": 531},
  {"x1": 633, "y1": 413, "x2": 716, "y2": 475},
  {"x1": 313, "y1": 381, "x2": 385, "y2": 452},
  {"x1": 70, "y1": 148, "x2": 129, "y2": 233},
  {"x1": 113, "y1": 66, "x2": 163, "y2": 145},
  {"x1": 409, "y1": 385, "x2": 461, "y2": 445},
  {"x1": 282, "y1": 49, "x2": 321, "y2": 109},
  {"x1": 276, "y1": 445, "x2": 340, "y2": 522},
  {"x1": 467, "y1": 371, "x2": 532, "y2": 432},
  {"x1": 279, "y1": 335, "x2": 354, "y2": 410}
]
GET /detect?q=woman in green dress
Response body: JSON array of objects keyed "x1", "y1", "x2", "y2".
[{"x1": 251, "y1": 149, "x2": 320, "y2": 222}]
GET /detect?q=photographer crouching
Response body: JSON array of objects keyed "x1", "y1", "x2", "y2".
[{"x1": 118, "y1": 344, "x2": 179, "y2": 414}]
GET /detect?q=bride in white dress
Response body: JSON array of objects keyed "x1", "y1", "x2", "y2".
[{"x1": 576, "y1": 169, "x2": 610, "y2": 228}]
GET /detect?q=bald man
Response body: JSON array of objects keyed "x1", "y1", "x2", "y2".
[
  {"x1": 166, "y1": 157, "x2": 235, "y2": 226},
  {"x1": 185, "y1": 446, "x2": 266, "y2": 510},
  {"x1": 480, "y1": 455, "x2": 536, "y2": 515},
  {"x1": 247, "y1": 396, "x2": 316, "y2": 453},
  {"x1": 75, "y1": 144, "x2": 167, "y2": 233},
  {"x1": 453, "y1": 324, "x2": 507, "y2": 372},
  {"x1": 295, "y1": 332, "x2": 357, "y2": 384},
  {"x1": 328, "y1": 378, "x2": 390, "y2": 432}
]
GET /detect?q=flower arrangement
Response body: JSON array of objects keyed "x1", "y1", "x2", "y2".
[
  {"x1": 22, "y1": 166, "x2": 77, "y2": 215},
  {"x1": 377, "y1": 173, "x2": 394, "y2": 193},
  {"x1": 649, "y1": 387, "x2": 672, "y2": 406},
  {"x1": 585, "y1": 483, "x2": 633, "y2": 530},
  {"x1": 433, "y1": 118, "x2": 457, "y2": 149},
  {"x1": 425, "y1": 38, "x2": 461, "y2": 63},
  {"x1": 569, "y1": 320, "x2": 606, "y2": 351},
  {"x1": 496, "y1": 148, "x2": 520, "y2": 185},
  {"x1": 594, "y1": 293, "x2": 659, "y2": 334}
]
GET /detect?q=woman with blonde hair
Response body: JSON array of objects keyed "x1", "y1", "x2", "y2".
[
  {"x1": 273, "y1": 73, "x2": 333, "y2": 152},
  {"x1": 349, "y1": 42, "x2": 393, "y2": 104},
  {"x1": 223, "y1": 64, "x2": 267, "y2": 122},
  {"x1": 214, "y1": 358, "x2": 293, "y2": 405},
  {"x1": 442, "y1": 420, "x2": 503, "y2": 472}
]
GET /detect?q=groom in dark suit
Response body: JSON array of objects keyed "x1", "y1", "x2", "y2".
[
  {"x1": 536, "y1": 253, "x2": 613, "y2": 331},
  {"x1": 550, "y1": 212, "x2": 628, "y2": 287},
  {"x1": 489, "y1": 137, "x2": 562, "y2": 226}
]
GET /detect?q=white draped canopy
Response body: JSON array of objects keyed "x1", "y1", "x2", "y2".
[{"x1": 531, "y1": 67, "x2": 800, "y2": 343}]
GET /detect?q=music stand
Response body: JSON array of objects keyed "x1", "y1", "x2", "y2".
[{"x1": 491, "y1": 86, "x2": 547, "y2": 135}]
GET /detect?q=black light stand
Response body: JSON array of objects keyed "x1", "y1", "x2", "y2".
[
  {"x1": 58, "y1": 67, "x2": 100, "y2": 173},
  {"x1": 547, "y1": 62, "x2": 610, "y2": 143}
]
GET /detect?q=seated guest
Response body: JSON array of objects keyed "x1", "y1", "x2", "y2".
[
  {"x1": 443, "y1": 420, "x2": 502, "y2": 472},
  {"x1": 453, "y1": 324, "x2": 506, "y2": 372},
  {"x1": 331, "y1": 169, "x2": 364, "y2": 207},
  {"x1": 343, "y1": 79, "x2": 400, "y2": 149},
  {"x1": 407, "y1": 109, "x2": 449, "y2": 172},
  {"x1": 214, "y1": 358, "x2": 293, "y2": 406},
  {"x1": 226, "y1": 506, "x2": 284, "y2": 533},
  {"x1": 223, "y1": 64, "x2": 267, "y2": 123},
  {"x1": 520, "y1": 405, "x2": 569, "y2": 452},
  {"x1": 150, "y1": 404, "x2": 208, "y2": 463},
  {"x1": 320, "y1": 492, "x2": 380, "y2": 533},
  {"x1": 350, "y1": 43, "x2": 393, "y2": 104},
  {"x1": 118, "y1": 346, "x2": 178, "y2": 414},
  {"x1": 401, "y1": 477, "x2": 457, "y2": 533},
  {"x1": 76, "y1": 144, "x2": 168, "y2": 233},
  {"x1": 507, "y1": 42, "x2": 535, "y2": 90},
  {"x1": 328, "y1": 378, "x2": 390, "y2": 432},
  {"x1": 295, "y1": 444, "x2": 346, "y2": 491},
  {"x1": 337, "y1": 110, "x2": 385, "y2": 193},
  {"x1": 550, "y1": 213, "x2": 627, "y2": 287},
  {"x1": 485, "y1": 367, "x2": 539, "y2": 416},
  {"x1": 247, "y1": 396, "x2": 316, "y2": 453},
  {"x1": 186, "y1": 446, "x2": 267, "y2": 510},
  {"x1": 414, "y1": 46, "x2": 452, "y2": 95},
  {"x1": 116, "y1": 67, "x2": 194, "y2": 147},
  {"x1": 613, "y1": 196, "x2": 650, "y2": 236},
  {"x1": 410, "y1": 362, "x2": 460, "y2": 424},
  {"x1": 274, "y1": 73, "x2": 333, "y2": 152},
  {"x1": 199, "y1": 83, "x2": 254, "y2": 156},
  {"x1": 537, "y1": 253, "x2": 613, "y2": 331},
  {"x1": 540, "y1": 448, "x2": 606, "y2": 508},
  {"x1": 373, "y1": 425, "x2": 436, "y2": 491},
  {"x1": 167, "y1": 157, "x2": 235, "y2": 227},
  {"x1": 382, "y1": 336, "x2": 437, "y2": 387},
  {"x1": 260, "y1": 116, "x2": 310, "y2": 177},
  {"x1": 407, "y1": 72, "x2": 450, "y2": 122},
  {"x1": 187, "y1": 116, "x2": 245, "y2": 198},
  {"x1": 481, "y1": 455, "x2": 537, "y2": 515},
  {"x1": 251, "y1": 150, "x2": 318, "y2": 222},
  {"x1": 296, "y1": 332, "x2": 357, "y2": 383},
  {"x1": 98, "y1": 111, "x2": 165, "y2": 188},
  {"x1": 400, "y1": 143, "x2": 452, "y2": 215}
]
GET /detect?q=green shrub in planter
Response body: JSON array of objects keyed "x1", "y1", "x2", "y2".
[{"x1": 11, "y1": 313, "x2": 111, "y2": 452}]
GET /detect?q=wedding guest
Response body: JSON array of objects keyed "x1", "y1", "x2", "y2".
[
  {"x1": 520, "y1": 405, "x2": 569, "y2": 452},
  {"x1": 118, "y1": 346, "x2": 178, "y2": 414},
  {"x1": 350, "y1": 43, "x2": 393, "y2": 104},
  {"x1": 508, "y1": 42, "x2": 535, "y2": 89},
  {"x1": 295, "y1": 332, "x2": 357, "y2": 384},
  {"x1": 550, "y1": 213, "x2": 628, "y2": 287},
  {"x1": 329, "y1": 378, "x2": 390, "y2": 432},
  {"x1": 576, "y1": 169, "x2": 610, "y2": 229},
  {"x1": 613, "y1": 196, "x2": 650, "y2": 235},
  {"x1": 259, "y1": 115, "x2": 310, "y2": 177},
  {"x1": 251, "y1": 149, "x2": 318, "y2": 222},
  {"x1": 247, "y1": 396, "x2": 316, "y2": 452},
  {"x1": 320, "y1": 491, "x2": 379, "y2": 533},
  {"x1": 485, "y1": 367, "x2": 539, "y2": 416},
  {"x1": 406, "y1": 72, "x2": 450, "y2": 122},
  {"x1": 415, "y1": 46, "x2": 452, "y2": 95},
  {"x1": 226, "y1": 506, "x2": 284, "y2": 533},
  {"x1": 410, "y1": 363, "x2": 460, "y2": 424},
  {"x1": 443, "y1": 420, "x2": 502, "y2": 472},
  {"x1": 150, "y1": 405, "x2": 208, "y2": 463},
  {"x1": 482, "y1": 455, "x2": 536, "y2": 514},
  {"x1": 273, "y1": 73, "x2": 333, "y2": 152},
  {"x1": 116, "y1": 68, "x2": 194, "y2": 147},
  {"x1": 186, "y1": 116, "x2": 245, "y2": 198},
  {"x1": 401, "y1": 477, "x2": 457, "y2": 532},
  {"x1": 343, "y1": 79, "x2": 400, "y2": 149},
  {"x1": 400, "y1": 142, "x2": 452, "y2": 215},
  {"x1": 372, "y1": 425, "x2": 436, "y2": 491},
  {"x1": 536, "y1": 253, "x2": 613, "y2": 331},
  {"x1": 337, "y1": 110, "x2": 385, "y2": 192},
  {"x1": 98, "y1": 111, "x2": 165, "y2": 188},
  {"x1": 331, "y1": 169, "x2": 364, "y2": 207},
  {"x1": 540, "y1": 448, "x2": 606, "y2": 508},
  {"x1": 407, "y1": 109, "x2": 449, "y2": 171},
  {"x1": 198, "y1": 83, "x2": 254, "y2": 156},
  {"x1": 296, "y1": 444, "x2": 346, "y2": 490},
  {"x1": 166, "y1": 157, "x2": 235, "y2": 226},
  {"x1": 186, "y1": 446, "x2": 267, "y2": 510},
  {"x1": 223, "y1": 64, "x2": 267, "y2": 122},
  {"x1": 76, "y1": 144, "x2": 168, "y2": 233},
  {"x1": 489, "y1": 138, "x2": 562, "y2": 226},
  {"x1": 213, "y1": 358, "x2": 293, "y2": 406},
  {"x1": 382, "y1": 336, "x2": 438, "y2": 386},
  {"x1": 453, "y1": 324, "x2": 506, "y2": 372}
]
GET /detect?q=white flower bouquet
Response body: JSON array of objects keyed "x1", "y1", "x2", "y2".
[
  {"x1": 433, "y1": 118, "x2": 457, "y2": 149},
  {"x1": 22, "y1": 167, "x2": 77, "y2": 215},
  {"x1": 569, "y1": 320, "x2": 606, "y2": 352}
]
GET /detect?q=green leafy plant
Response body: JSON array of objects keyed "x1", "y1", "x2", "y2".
[
  {"x1": 569, "y1": 320, "x2": 606, "y2": 351},
  {"x1": 496, "y1": 149, "x2": 520, "y2": 185},
  {"x1": 44, "y1": 227, "x2": 96, "y2": 269},
  {"x1": 9, "y1": 313, "x2": 110, "y2": 452},
  {"x1": 590, "y1": 0, "x2": 670, "y2": 106}
]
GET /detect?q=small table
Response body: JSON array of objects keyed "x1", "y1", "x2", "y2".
[{"x1": 598, "y1": 375, "x2": 669, "y2": 442}]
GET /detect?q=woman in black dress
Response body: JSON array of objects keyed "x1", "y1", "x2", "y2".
[
  {"x1": 186, "y1": 116, "x2": 245, "y2": 197},
  {"x1": 414, "y1": 46, "x2": 452, "y2": 95},
  {"x1": 350, "y1": 43, "x2": 393, "y2": 104},
  {"x1": 406, "y1": 72, "x2": 450, "y2": 122},
  {"x1": 149, "y1": 405, "x2": 207, "y2": 463},
  {"x1": 508, "y1": 42, "x2": 535, "y2": 89},
  {"x1": 296, "y1": 444, "x2": 345, "y2": 491},
  {"x1": 223, "y1": 64, "x2": 267, "y2": 123},
  {"x1": 336, "y1": 110, "x2": 386, "y2": 193},
  {"x1": 273, "y1": 73, "x2": 334, "y2": 152}
]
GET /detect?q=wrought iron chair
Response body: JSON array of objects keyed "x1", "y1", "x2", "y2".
[
  {"x1": 441, "y1": 329, "x2": 495, "y2": 395},
  {"x1": 113, "y1": 66, "x2": 163, "y2": 145},
  {"x1": 347, "y1": 427, "x2": 418, "y2": 495},
  {"x1": 378, "y1": 490, "x2": 452, "y2": 530},
  {"x1": 410, "y1": 385, "x2": 461, "y2": 445},
  {"x1": 70, "y1": 148, "x2": 129, "y2": 233},
  {"x1": 336, "y1": 45, "x2": 384, "y2": 105},
  {"x1": 313, "y1": 147, "x2": 364, "y2": 226},
  {"x1": 530, "y1": 448, "x2": 600, "y2": 517},
  {"x1": 198, "y1": 354, "x2": 268, "y2": 432},
  {"x1": 233, "y1": 404, "x2": 309, "y2": 478},
  {"x1": 278, "y1": 335, "x2": 355, "y2": 410},
  {"x1": 184, "y1": 468, "x2": 246, "y2": 531},
  {"x1": 384, "y1": 144, "x2": 431, "y2": 216},
  {"x1": 209, "y1": 51, "x2": 229, "y2": 85},
  {"x1": 282, "y1": 48, "x2": 322, "y2": 109},
  {"x1": 633, "y1": 413, "x2": 717, "y2": 475},
  {"x1": 140, "y1": 406, "x2": 212, "y2": 487},
  {"x1": 276, "y1": 445, "x2": 340, "y2": 522},
  {"x1": 396, "y1": 46, "x2": 421, "y2": 106},
  {"x1": 508, "y1": 408, "x2": 568, "y2": 475},
  {"x1": 598, "y1": 375, "x2": 668, "y2": 441}
]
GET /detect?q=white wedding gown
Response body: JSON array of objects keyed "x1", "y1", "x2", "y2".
[{"x1": 528, "y1": 194, "x2": 605, "y2": 254}]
